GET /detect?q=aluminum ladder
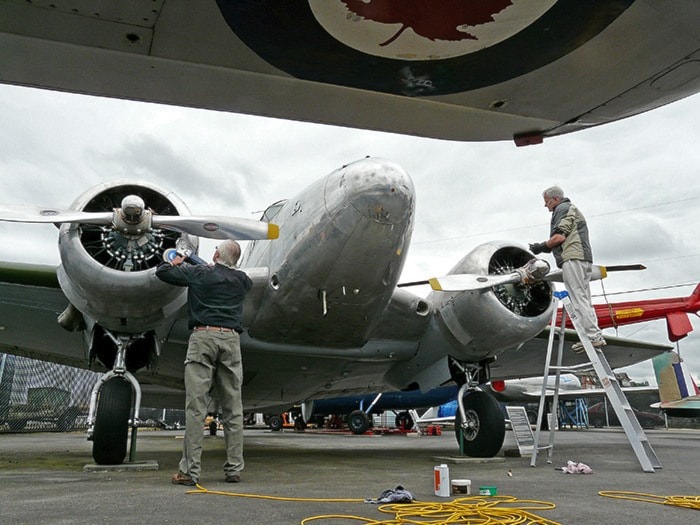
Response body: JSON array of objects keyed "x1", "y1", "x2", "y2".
[{"x1": 531, "y1": 290, "x2": 662, "y2": 473}]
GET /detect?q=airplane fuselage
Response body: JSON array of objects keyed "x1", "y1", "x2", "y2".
[{"x1": 241, "y1": 158, "x2": 415, "y2": 347}]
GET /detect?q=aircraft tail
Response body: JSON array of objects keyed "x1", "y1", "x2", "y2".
[
  {"x1": 688, "y1": 283, "x2": 700, "y2": 310},
  {"x1": 652, "y1": 351, "x2": 700, "y2": 417},
  {"x1": 663, "y1": 283, "x2": 700, "y2": 341}
]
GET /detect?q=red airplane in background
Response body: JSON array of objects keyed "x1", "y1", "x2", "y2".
[{"x1": 556, "y1": 283, "x2": 700, "y2": 342}]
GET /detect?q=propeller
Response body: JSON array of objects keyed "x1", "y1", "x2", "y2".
[
  {"x1": 540, "y1": 264, "x2": 646, "y2": 284},
  {"x1": 398, "y1": 260, "x2": 646, "y2": 292},
  {"x1": 0, "y1": 198, "x2": 279, "y2": 241}
]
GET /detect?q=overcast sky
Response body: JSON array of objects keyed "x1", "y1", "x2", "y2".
[{"x1": 1, "y1": 83, "x2": 698, "y2": 384}]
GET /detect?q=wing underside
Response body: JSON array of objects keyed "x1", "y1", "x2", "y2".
[{"x1": 488, "y1": 327, "x2": 671, "y2": 381}]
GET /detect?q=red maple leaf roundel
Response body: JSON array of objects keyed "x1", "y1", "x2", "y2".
[{"x1": 342, "y1": 0, "x2": 513, "y2": 46}]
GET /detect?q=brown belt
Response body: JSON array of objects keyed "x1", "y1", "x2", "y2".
[{"x1": 193, "y1": 326, "x2": 234, "y2": 333}]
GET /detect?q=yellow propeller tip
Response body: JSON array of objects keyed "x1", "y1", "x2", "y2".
[
  {"x1": 268, "y1": 223, "x2": 280, "y2": 240},
  {"x1": 428, "y1": 277, "x2": 442, "y2": 291}
]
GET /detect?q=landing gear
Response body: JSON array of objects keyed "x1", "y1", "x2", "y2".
[
  {"x1": 86, "y1": 332, "x2": 143, "y2": 465},
  {"x1": 267, "y1": 414, "x2": 283, "y2": 431},
  {"x1": 394, "y1": 411, "x2": 414, "y2": 430},
  {"x1": 347, "y1": 409, "x2": 371, "y2": 434},
  {"x1": 92, "y1": 377, "x2": 133, "y2": 465},
  {"x1": 449, "y1": 357, "x2": 506, "y2": 458},
  {"x1": 454, "y1": 389, "x2": 505, "y2": 457}
]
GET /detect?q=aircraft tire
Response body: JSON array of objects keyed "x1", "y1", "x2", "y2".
[
  {"x1": 347, "y1": 410, "x2": 370, "y2": 434},
  {"x1": 92, "y1": 378, "x2": 132, "y2": 465},
  {"x1": 268, "y1": 415, "x2": 283, "y2": 431},
  {"x1": 394, "y1": 411, "x2": 413, "y2": 430},
  {"x1": 454, "y1": 391, "x2": 505, "y2": 458}
]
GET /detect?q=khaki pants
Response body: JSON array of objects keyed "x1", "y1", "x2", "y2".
[
  {"x1": 179, "y1": 330, "x2": 244, "y2": 482},
  {"x1": 562, "y1": 259, "x2": 603, "y2": 341}
]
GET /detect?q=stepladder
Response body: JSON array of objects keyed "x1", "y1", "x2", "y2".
[{"x1": 531, "y1": 290, "x2": 662, "y2": 473}]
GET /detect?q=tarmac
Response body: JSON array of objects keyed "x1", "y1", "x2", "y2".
[{"x1": 0, "y1": 425, "x2": 698, "y2": 524}]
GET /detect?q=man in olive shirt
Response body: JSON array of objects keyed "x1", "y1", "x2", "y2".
[
  {"x1": 156, "y1": 240, "x2": 252, "y2": 485},
  {"x1": 530, "y1": 186, "x2": 605, "y2": 354}
]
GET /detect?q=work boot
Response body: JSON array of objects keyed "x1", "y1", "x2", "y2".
[
  {"x1": 171, "y1": 471, "x2": 197, "y2": 486},
  {"x1": 571, "y1": 337, "x2": 606, "y2": 354}
]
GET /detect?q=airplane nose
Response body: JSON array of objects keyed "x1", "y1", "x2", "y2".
[{"x1": 325, "y1": 158, "x2": 415, "y2": 226}]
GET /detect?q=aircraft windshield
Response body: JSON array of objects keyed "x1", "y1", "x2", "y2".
[{"x1": 262, "y1": 200, "x2": 287, "y2": 222}]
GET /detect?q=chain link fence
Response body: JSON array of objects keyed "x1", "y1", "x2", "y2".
[{"x1": 0, "y1": 353, "x2": 184, "y2": 433}]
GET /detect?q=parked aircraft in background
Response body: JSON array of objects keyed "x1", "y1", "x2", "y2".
[
  {"x1": 278, "y1": 386, "x2": 460, "y2": 434},
  {"x1": 652, "y1": 351, "x2": 700, "y2": 417},
  {"x1": 1, "y1": 2, "x2": 699, "y2": 143},
  {"x1": 0, "y1": 158, "x2": 669, "y2": 464},
  {"x1": 556, "y1": 283, "x2": 700, "y2": 342}
]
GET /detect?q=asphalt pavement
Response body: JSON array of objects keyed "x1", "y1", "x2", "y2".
[{"x1": 0, "y1": 426, "x2": 698, "y2": 524}]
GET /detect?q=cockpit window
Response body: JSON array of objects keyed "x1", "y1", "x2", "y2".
[{"x1": 262, "y1": 200, "x2": 287, "y2": 222}]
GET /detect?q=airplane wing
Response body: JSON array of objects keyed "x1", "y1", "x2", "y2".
[
  {"x1": 1, "y1": 1, "x2": 699, "y2": 143},
  {"x1": 0, "y1": 262, "x2": 85, "y2": 368},
  {"x1": 0, "y1": 260, "x2": 270, "y2": 408},
  {"x1": 486, "y1": 327, "x2": 672, "y2": 381},
  {"x1": 517, "y1": 385, "x2": 657, "y2": 400}
]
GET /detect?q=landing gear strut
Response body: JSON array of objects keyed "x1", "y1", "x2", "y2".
[
  {"x1": 450, "y1": 357, "x2": 506, "y2": 458},
  {"x1": 86, "y1": 332, "x2": 143, "y2": 465}
]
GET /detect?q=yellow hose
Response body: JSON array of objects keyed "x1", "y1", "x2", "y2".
[
  {"x1": 187, "y1": 486, "x2": 560, "y2": 524},
  {"x1": 599, "y1": 490, "x2": 700, "y2": 511}
]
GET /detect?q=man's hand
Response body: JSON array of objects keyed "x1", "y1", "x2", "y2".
[
  {"x1": 529, "y1": 242, "x2": 549, "y2": 255},
  {"x1": 170, "y1": 255, "x2": 185, "y2": 266}
]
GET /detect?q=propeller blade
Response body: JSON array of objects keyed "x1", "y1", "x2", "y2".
[
  {"x1": 604, "y1": 264, "x2": 647, "y2": 272},
  {"x1": 152, "y1": 215, "x2": 279, "y2": 241},
  {"x1": 420, "y1": 258, "x2": 551, "y2": 292},
  {"x1": 544, "y1": 263, "x2": 646, "y2": 283},
  {"x1": 428, "y1": 272, "x2": 521, "y2": 292},
  {"x1": 0, "y1": 204, "x2": 113, "y2": 225}
]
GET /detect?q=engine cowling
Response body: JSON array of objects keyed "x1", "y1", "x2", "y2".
[
  {"x1": 429, "y1": 241, "x2": 553, "y2": 360},
  {"x1": 56, "y1": 180, "x2": 197, "y2": 333}
]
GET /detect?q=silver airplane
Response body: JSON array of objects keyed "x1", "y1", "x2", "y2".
[
  {"x1": 1, "y1": 1, "x2": 699, "y2": 143},
  {"x1": 0, "y1": 157, "x2": 669, "y2": 464}
]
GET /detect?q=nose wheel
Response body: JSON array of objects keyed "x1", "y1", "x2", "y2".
[
  {"x1": 86, "y1": 332, "x2": 143, "y2": 465},
  {"x1": 90, "y1": 377, "x2": 133, "y2": 465}
]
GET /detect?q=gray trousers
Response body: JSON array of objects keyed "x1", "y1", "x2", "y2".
[
  {"x1": 179, "y1": 330, "x2": 244, "y2": 482},
  {"x1": 561, "y1": 259, "x2": 603, "y2": 340}
]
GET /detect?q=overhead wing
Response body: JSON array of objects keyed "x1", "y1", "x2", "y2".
[{"x1": 1, "y1": 2, "x2": 699, "y2": 142}]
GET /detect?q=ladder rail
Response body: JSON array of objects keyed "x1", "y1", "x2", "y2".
[
  {"x1": 558, "y1": 291, "x2": 662, "y2": 473},
  {"x1": 530, "y1": 298, "x2": 564, "y2": 467},
  {"x1": 531, "y1": 290, "x2": 662, "y2": 473}
]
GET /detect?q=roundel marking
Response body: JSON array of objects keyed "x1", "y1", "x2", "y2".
[{"x1": 216, "y1": 0, "x2": 634, "y2": 97}]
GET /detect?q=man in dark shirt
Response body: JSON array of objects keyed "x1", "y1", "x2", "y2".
[{"x1": 156, "y1": 240, "x2": 252, "y2": 485}]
